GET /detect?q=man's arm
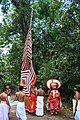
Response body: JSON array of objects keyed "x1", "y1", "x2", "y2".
[
  {"x1": 24, "y1": 94, "x2": 26, "y2": 107},
  {"x1": 14, "y1": 93, "x2": 18, "y2": 101},
  {"x1": 6, "y1": 95, "x2": 11, "y2": 108},
  {"x1": 75, "y1": 92, "x2": 78, "y2": 112}
]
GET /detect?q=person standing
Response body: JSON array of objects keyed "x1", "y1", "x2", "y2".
[
  {"x1": 36, "y1": 85, "x2": 45, "y2": 116},
  {"x1": 30, "y1": 85, "x2": 37, "y2": 113},
  {"x1": 14, "y1": 85, "x2": 27, "y2": 120},
  {"x1": 5, "y1": 84, "x2": 11, "y2": 118},
  {"x1": 0, "y1": 86, "x2": 10, "y2": 120},
  {"x1": 73, "y1": 87, "x2": 80, "y2": 120},
  {"x1": 5, "y1": 84, "x2": 11, "y2": 104},
  {"x1": 47, "y1": 82, "x2": 61, "y2": 115}
]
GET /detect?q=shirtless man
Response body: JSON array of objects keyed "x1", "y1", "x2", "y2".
[
  {"x1": 5, "y1": 84, "x2": 11, "y2": 118},
  {"x1": 73, "y1": 87, "x2": 80, "y2": 120},
  {"x1": 5, "y1": 84, "x2": 11, "y2": 103},
  {"x1": 0, "y1": 87, "x2": 10, "y2": 120},
  {"x1": 14, "y1": 86, "x2": 27, "y2": 120},
  {"x1": 37, "y1": 85, "x2": 45, "y2": 96},
  {"x1": 36, "y1": 85, "x2": 45, "y2": 116}
]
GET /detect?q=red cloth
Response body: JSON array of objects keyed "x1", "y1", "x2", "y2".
[
  {"x1": 47, "y1": 90, "x2": 61, "y2": 113},
  {"x1": 25, "y1": 87, "x2": 37, "y2": 113},
  {"x1": 49, "y1": 98, "x2": 60, "y2": 113},
  {"x1": 25, "y1": 93, "x2": 37, "y2": 113}
]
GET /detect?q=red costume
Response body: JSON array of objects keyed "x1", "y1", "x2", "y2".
[
  {"x1": 46, "y1": 79, "x2": 62, "y2": 115},
  {"x1": 25, "y1": 86, "x2": 37, "y2": 113}
]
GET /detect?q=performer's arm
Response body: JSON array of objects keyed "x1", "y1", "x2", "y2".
[{"x1": 47, "y1": 92, "x2": 52, "y2": 102}]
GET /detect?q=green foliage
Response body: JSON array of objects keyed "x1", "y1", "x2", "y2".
[
  {"x1": 33, "y1": 0, "x2": 80, "y2": 100},
  {"x1": 6, "y1": 42, "x2": 23, "y2": 85}
]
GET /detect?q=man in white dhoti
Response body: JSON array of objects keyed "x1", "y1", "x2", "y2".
[
  {"x1": 73, "y1": 87, "x2": 80, "y2": 120},
  {"x1": 75, "y1": 110, "x2": 80, "y2": 120},
  {"x1": 36, "y1": 85, "x2": 45, "y2": 116},
  {"x1": 5, "y1": 84, "x2": 11, "y2": 117},
  {"x1": 14, "y1": 86, "x2": 27, "y2": 120},
  {"x1": 0, "y1": 87, "x2": 10, "y2": 120},
  {"x1": 5, "y1": 84, "x2": 11, "y2": 104},
  {"x1": 0, "y1": 103, "x2": 9, "y2": 120}
]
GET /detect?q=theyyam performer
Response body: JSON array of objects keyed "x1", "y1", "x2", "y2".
[{"x1": 46, "y1": 79, "x2": 62, "y2": 115}]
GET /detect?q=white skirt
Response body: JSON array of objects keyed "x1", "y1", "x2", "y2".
[
  {"x1": 36, "y1": 96, "x2": 44, "y2": 116},
  {"x1": 72, "y1": 99, "x2": 80, "y2": 114},
  {"x1": 75, "y1": 111, "x2": 80, "y2": 120},
  {"x1": 0, "y1": 103, "x2": 9, "y2": 120},
  {"x1": 16, "y1": 101, "x2": 27, "y2": 120}
]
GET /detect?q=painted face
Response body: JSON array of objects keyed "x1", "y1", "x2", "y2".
[{"x1": 50, "y1": 82, "x2": 58, "y2": 90}]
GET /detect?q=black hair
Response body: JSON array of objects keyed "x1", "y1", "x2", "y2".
[
  {"x1": 75, "y1": 85, "x2": 80, "y2": 92},
  {"x1": 19, "y1": 86, "x2": 23, "y2": 91},
  {"x1": 5, "y1": 83, "x2": 11, "y2": 88}
]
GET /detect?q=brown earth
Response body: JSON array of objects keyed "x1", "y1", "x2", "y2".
[
  {"x1": 9, "y1": 105, "x2": 74, "y2": 120},
  {"x1": 9, "y1": 95, "x2": 74, "y2": 120}
]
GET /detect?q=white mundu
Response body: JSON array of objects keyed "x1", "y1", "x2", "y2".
[
  {"x1": 36, "y1": 96, "x2": 44, "y2": 116},
  {"x1": 16, "y1": 101, "x2": 27, "y2": 120},
  {"x1": 73, "y1": 99, "x2": 80, "y2": 114},
  {"x1": 73, "y1": 99, "x2": 80, "y2": 120}
]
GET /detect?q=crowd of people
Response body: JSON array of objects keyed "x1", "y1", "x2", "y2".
[
  {"x1": 0, "y1": 83, "x2": 80, "y2": 120},
  {"x1": 0, "y1": 84, "x2": 45, "y2": 120}
]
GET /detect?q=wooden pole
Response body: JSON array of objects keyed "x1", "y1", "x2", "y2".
[{"x1": 28, "y1": 7, "x2": 33, "y2": 32}]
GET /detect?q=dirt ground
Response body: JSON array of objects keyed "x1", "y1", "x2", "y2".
[
  {"x1": 9, "y1": 105, "x2": 74, "y2": 120},
  {"x1": 9, "y1": 95, "x2": 74, "y2": 120}
]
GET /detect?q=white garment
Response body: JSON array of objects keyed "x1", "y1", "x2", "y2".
[
  {"x1": 8, "y1": 96, "x2": 11, "y2": 112},
  {"x1": 75, "y1": 111, "x2": 80, "y2": 120},
  {"x1": 0, "y1": 103, "x2": 9, "y2": 120},
  {"x1": 73, "y1": 99, "x2": 80, "y2": 114},
  {"x1": 16, "y1": 101, "x2": 27, "y2": 120},
  {"x1": 8, "y1": 96, "x2": 11, "y2": 104},
  {"x1": 36, "y1": 96, "x2": 44, "y2": 116}
]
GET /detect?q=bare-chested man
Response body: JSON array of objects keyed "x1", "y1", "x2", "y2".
[
  {"x1": 5, "y1": 84, "x2": 11, "y2": 118},
  {"x1": 36, "y1": 85, "x2": 45, "y2": 116},
  {"x1": 5, "y1": 84, "x2": 11, "y2": 104},
  {"x1": 0, "y1": 87, "x2": 10, "y2": 120},
  {"x1": 14, "y1": 85, "x2": 27, "y2": 120},
  {"x1": 37, "y1": 85, "x2": 45, "y2": 96},
  {"x1": 73, "y1": 88, "x2": 80, "y2": 120}
]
